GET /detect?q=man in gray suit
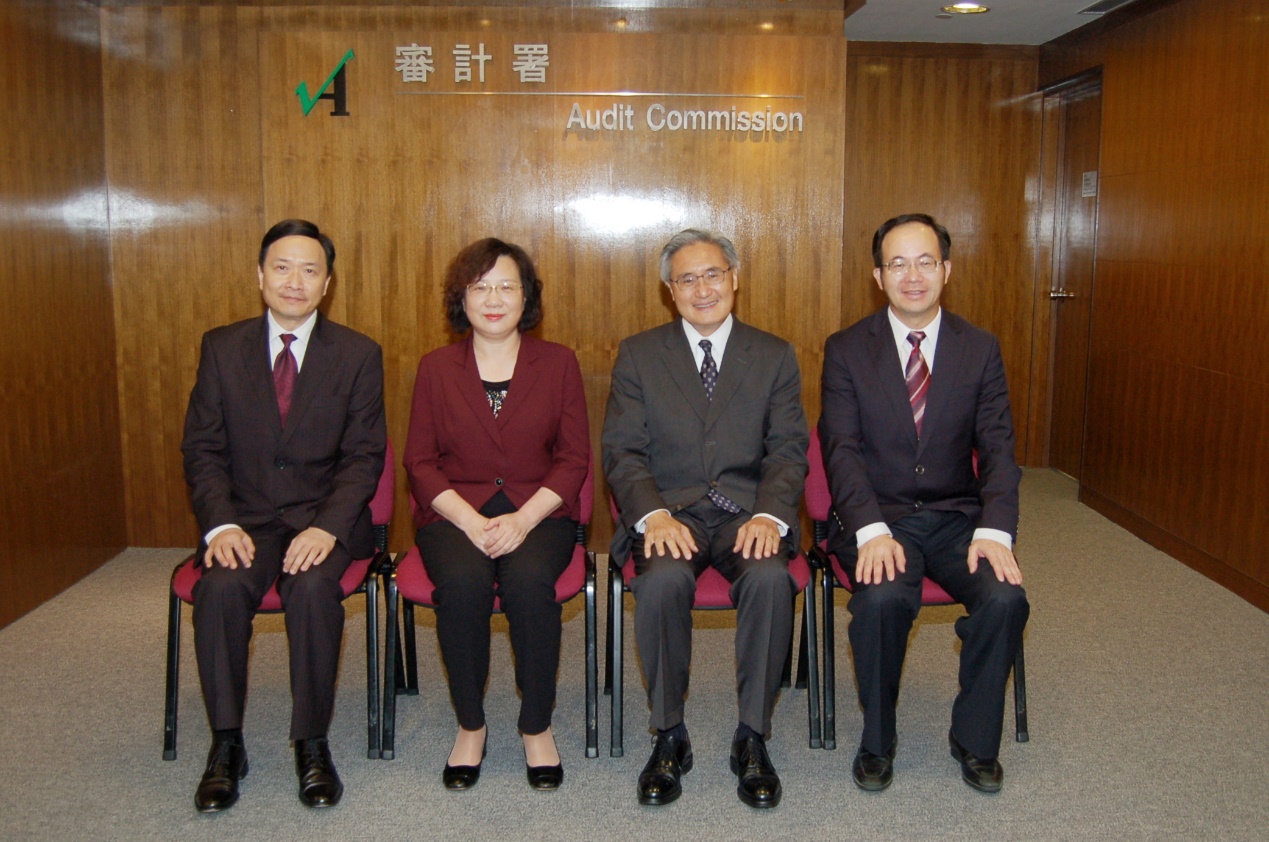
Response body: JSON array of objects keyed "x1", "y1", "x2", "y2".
[{"x1": 602, "y1": 229, "x2": 808, "y2": 809}]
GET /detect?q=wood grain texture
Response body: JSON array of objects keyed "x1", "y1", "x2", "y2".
[
  {"x1": 103, "y1": 6, "x2": 846, "y2": 551},
  {"x1": 0, "y1": 2, "x2": 126, "y2": 628},
  {"x1": 1044, "y1": 0, "x2": 1269, "y2": 601},
  {"x1": 841, "y1": 43, "x2": 1042, "y2": 465}
]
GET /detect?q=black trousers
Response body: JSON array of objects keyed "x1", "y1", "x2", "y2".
[
  {"x1": 192, "y1": 521, "x2": 351, "y2": 742},
  {"x1": 630, "y1": 498, "x2": 795, "y2": 736},
  {"x1": 416, "y1": 516, "x2": 576, "y2": 734},
  {"x1": 840, "y1": 509, "x2": 1029, "y2": 759}
]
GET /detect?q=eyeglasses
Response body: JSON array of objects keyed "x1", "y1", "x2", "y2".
[
  {"x1": 883, "y1": 257, "x2": 944, "y2": 276},
  {"x1": 671, "y1": 266, "x2": 731, "y2": 291},
  {"x1": 467, "y1": 281, "x2": 523, "y2": 297}
]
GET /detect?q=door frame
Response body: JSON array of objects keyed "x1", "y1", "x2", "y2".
[{"x1": 1025, "y1": 67, "x2": 1103, "y2": 469}]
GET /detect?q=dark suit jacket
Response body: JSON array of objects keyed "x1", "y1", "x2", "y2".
[
  {"x1": 819, "y1": 308, "x2": 1020, "y2": 556},
  {"x1": 182, "y1": 313, "x2": 387, "y2": 559},
  {"x1": 403, "y1": 333, "x2": 590, "y2": 528},
  {"x1": 602, "y1": 318, "x2": 809, "y2": 559}
]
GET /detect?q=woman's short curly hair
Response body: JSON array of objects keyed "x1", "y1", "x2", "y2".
[{"x1": 442, "y1": 238, "x2": 544, "y2": 334}]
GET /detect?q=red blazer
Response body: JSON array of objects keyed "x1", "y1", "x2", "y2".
[{"x1": 404, "y1": 333, "x2": 590, "y2": 528}]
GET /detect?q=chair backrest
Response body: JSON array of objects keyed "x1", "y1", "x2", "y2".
[
  {"x1": 805, "y1": 426, "x2": 832, "y2": 523},
  {"x1": 369, "y1": 438, "x2": 396, "y2": 527}
]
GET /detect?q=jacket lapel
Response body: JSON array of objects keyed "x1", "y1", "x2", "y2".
[
  {"x1": 869, "y1": 310, "x2": 921, "y2": 448},
  {"x1": 661, "y1": 322, "x2": 710, "y2": 423},
  {"x1": 916, "y1": 313, "x2": 963, "y2": 460},
  {"x1": 242, "y1": 315, "x2": 283, "y2": 434},
  {"x1": 496, "y1": 335, "x2": 543, "y2": 431},
  {"x1": 455, "y1": 334, "x2": 504, "y2": 447},
  {"x1": 705, "y1": 320, "x2": 749, "y2": 431}
]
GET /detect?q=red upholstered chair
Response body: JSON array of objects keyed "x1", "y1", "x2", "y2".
[
  {"x1": 163, "y1": 439, "x2": 396, "y2": 761},
  {"x1": 805, "y1": 427, "x2": 1028, "y2": 750},
  {"x1": 379, "y1": 458, "x2": 598, "y2": 760},
  {"x1": 603, "y1": 496, "x2": 822, "y2": 757}
]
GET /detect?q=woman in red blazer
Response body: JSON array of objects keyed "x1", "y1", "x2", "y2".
[{"x1": 403, "y1": 238, "x2": 589, "y2": 792}]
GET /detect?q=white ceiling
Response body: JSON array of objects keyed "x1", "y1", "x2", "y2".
[{"x1": 845, "y1": 0, "x2": 1128, "y2": 45}]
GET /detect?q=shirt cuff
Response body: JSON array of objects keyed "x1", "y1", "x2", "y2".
[
  {"x1": 855, "y1": 521, "x2": 892, "y2": 549},
  {"x1": 972, "y1": 527, "x2": 1013, "y2": 551},
  {"x1": 634, "y1": 509, "x2": 670, "y2": 534},
  {"x1": 204, "y1": 523, "x2": 242, "y2": 545},
  {"x1": 751, "y1": 513, "x2": 790, "y2": 537}
]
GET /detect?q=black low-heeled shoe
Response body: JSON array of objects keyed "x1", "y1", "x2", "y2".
[
  {"x1": 442, "y1": 744, "x2": 487, "y2": 790},
  {"x1": 526, "y1": 762, "x2": 564, "y2": 790}
]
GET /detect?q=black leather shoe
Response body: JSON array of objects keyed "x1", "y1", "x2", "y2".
[
  {"x1": 852, "y1": 736, "x2": 897, "y2": 792},
  {"x1": 295, "y1": 737, "x2": 343, "y2": 808},
  {"x1": 729, "y1": 735, "x2": 782, "y2": 809},
  {"x1": 526, "y1": 762, "x2": 564, "y2": 790},
  {"x1": 637, "y1": 734, "x2": 693, "y2": 806},
  {"x1": 949, "y1": 730, "x2": 1003, "y2": 793},
  {"x1": 443, "y1": 744, "x2": 487, "y2": 790},
  {"x1": 194, "y1": 737, "x2": 248, "y2": 813}
]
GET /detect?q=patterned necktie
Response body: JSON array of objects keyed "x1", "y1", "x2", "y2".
[
  {"x1": 906, "y1": 330, "x2": 930, "y2": 437},
  {"x1": 699, "y1": 339, "x2": 740, "y2": 514},
  {"x1": 699, "y1": 339, "x2": 719, "y2": 400},
  {"x1": 274, "y1": 333, "x2": 298, "y2": 427}
]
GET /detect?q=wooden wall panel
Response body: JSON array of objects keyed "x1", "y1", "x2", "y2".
[
  {"x1": 1043, "y1": 0, "x2": 1269, "y2": 609},
  {"x1": 104, "y1": 6, "x2": 845, "y2": 551},
  {"x1": 842, "y1": 43, "x2": 1042, "y2": 462},
  {"x1": 0, "y1": 1, "x2": 126, "y2": 628}
]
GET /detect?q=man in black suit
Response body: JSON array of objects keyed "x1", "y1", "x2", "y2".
[
  {"x1": 819, "y1": 213, "x2": 1029, "y2": 793},
  {"x1": 603, "y1": 229, "x2": 808, "y2": 809},
  {"x1": 182, "y1": 219, "x2": 386, "y2": 812}
]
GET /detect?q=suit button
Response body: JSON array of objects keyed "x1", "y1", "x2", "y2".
[
  {"x1": 275, "y1": 459, "x2": 287, "y2": 470},
  {"x1": 704, "y1": 440, "x2": 716, "y2": 447},
  {"x1": 913, "y1": 500, "x2": 923, "y2": 510},
  {"x1": 915, "y1": 465, "x2": 924, "y2": 475},
  {"x1": 710, "y1": 481, "x2": 718, "y2": 488},
  {"x1": 495, "y1": 477, "x2": 504, "y2": 486}
]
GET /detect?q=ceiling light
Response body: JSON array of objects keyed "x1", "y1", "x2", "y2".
[{"x1": 942, "y1": 3, "x2": 990, "y2": 13}]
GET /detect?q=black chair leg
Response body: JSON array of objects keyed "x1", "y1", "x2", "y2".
[
  {"x1": 803, "y1": 574, "x2": 822, "y2": 749},
  {"x1": 380, "y1": 572, "x2": 399, "y2": 761},
  {"x1": 163, "y1": 588, "x2": 183, "y2": 761},
  {"x1": 1013, "y1": 639, "x2": 1029, "y2": 742},
  {"x1": 603, "y1": 564, "x2": 615, "y2": 697},
  {"x1": 795, "y1": 593, "x2": 810, "y2": 691},
  {"x1": 584, "y1": 553, "x2": 598, "y2": 759},
  {"x1": 403, "y1": 603, "x2": 419, "y2": 695},
  {"x1": 365, "y1": 568, "x2": 381, "y2": 760},
  {"x1": 609, "y1": 558, "x2": 624, "y2": 758},
  {"x1": 821, "y1": 567, "x2": 838, "y2": 750}
]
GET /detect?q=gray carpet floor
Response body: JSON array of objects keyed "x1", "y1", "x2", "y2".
[{"x1": 0, "y1": 469, "x2": 1265, "y2": 840}]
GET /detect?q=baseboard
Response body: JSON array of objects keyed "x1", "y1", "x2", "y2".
[{"x1": 1079, "y1": 486, "x2": 1269, "y2": 613}]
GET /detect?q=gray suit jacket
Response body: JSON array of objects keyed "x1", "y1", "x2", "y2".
[
  {"x1": 602, "y1": 318, "x2": 808, "y2": 559},
  {"x1": 818, "y1": 308, "x2": 1020, "y2": 556},
  {"x1": 182, "y1": 313, "x2": 387, "y2": 558}
]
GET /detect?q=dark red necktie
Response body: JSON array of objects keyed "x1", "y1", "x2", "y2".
[
  {"x1": 906, "y1": 331, "x2": 930, "y2": 437},
  {"x1": 274, "y1": 333, "x2": 297, "y2": 427}
]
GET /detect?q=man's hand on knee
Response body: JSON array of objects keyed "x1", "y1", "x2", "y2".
[
  {"x1": 205, "y1": 528, "x2": 255, "y2": 569},
  {"x1": 282, "y1": 527, "x2": 337, "y2": 575},
  {"x1": 966, "y1": 539, "x2": 1023, "y2": 586},
  {"x1": 734, "y1": 516, "x2": 781, "y2": 560},
  {"x1": 855, "y1": 535, "x2": 906, "y2": 585},
  {"x1": 643, "y1": 511, "x2": 698, "y2": 559}
]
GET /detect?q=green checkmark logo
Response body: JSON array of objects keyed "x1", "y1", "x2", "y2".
[{"x1": 295, "y1": 49, "x2": 355, "y2": 116}]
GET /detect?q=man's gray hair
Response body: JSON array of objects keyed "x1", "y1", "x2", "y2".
[{"x1": 658, "y1": 228, "x2": 741, "y2": 284}]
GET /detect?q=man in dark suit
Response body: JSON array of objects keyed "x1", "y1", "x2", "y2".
[
  {"x1": 181, "y1": 219, "x2": 386, "y2": 812},
  {"x1": 603, "y1": 229, "x2": 808, "y2": 809},
  {"x1": 819, "y1": 213, "x2": 1029, "y2": 793}
]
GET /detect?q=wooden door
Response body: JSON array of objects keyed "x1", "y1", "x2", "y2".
[{"x1": 1046, "y1": 80, "x2": 1103, "y2": 479}]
